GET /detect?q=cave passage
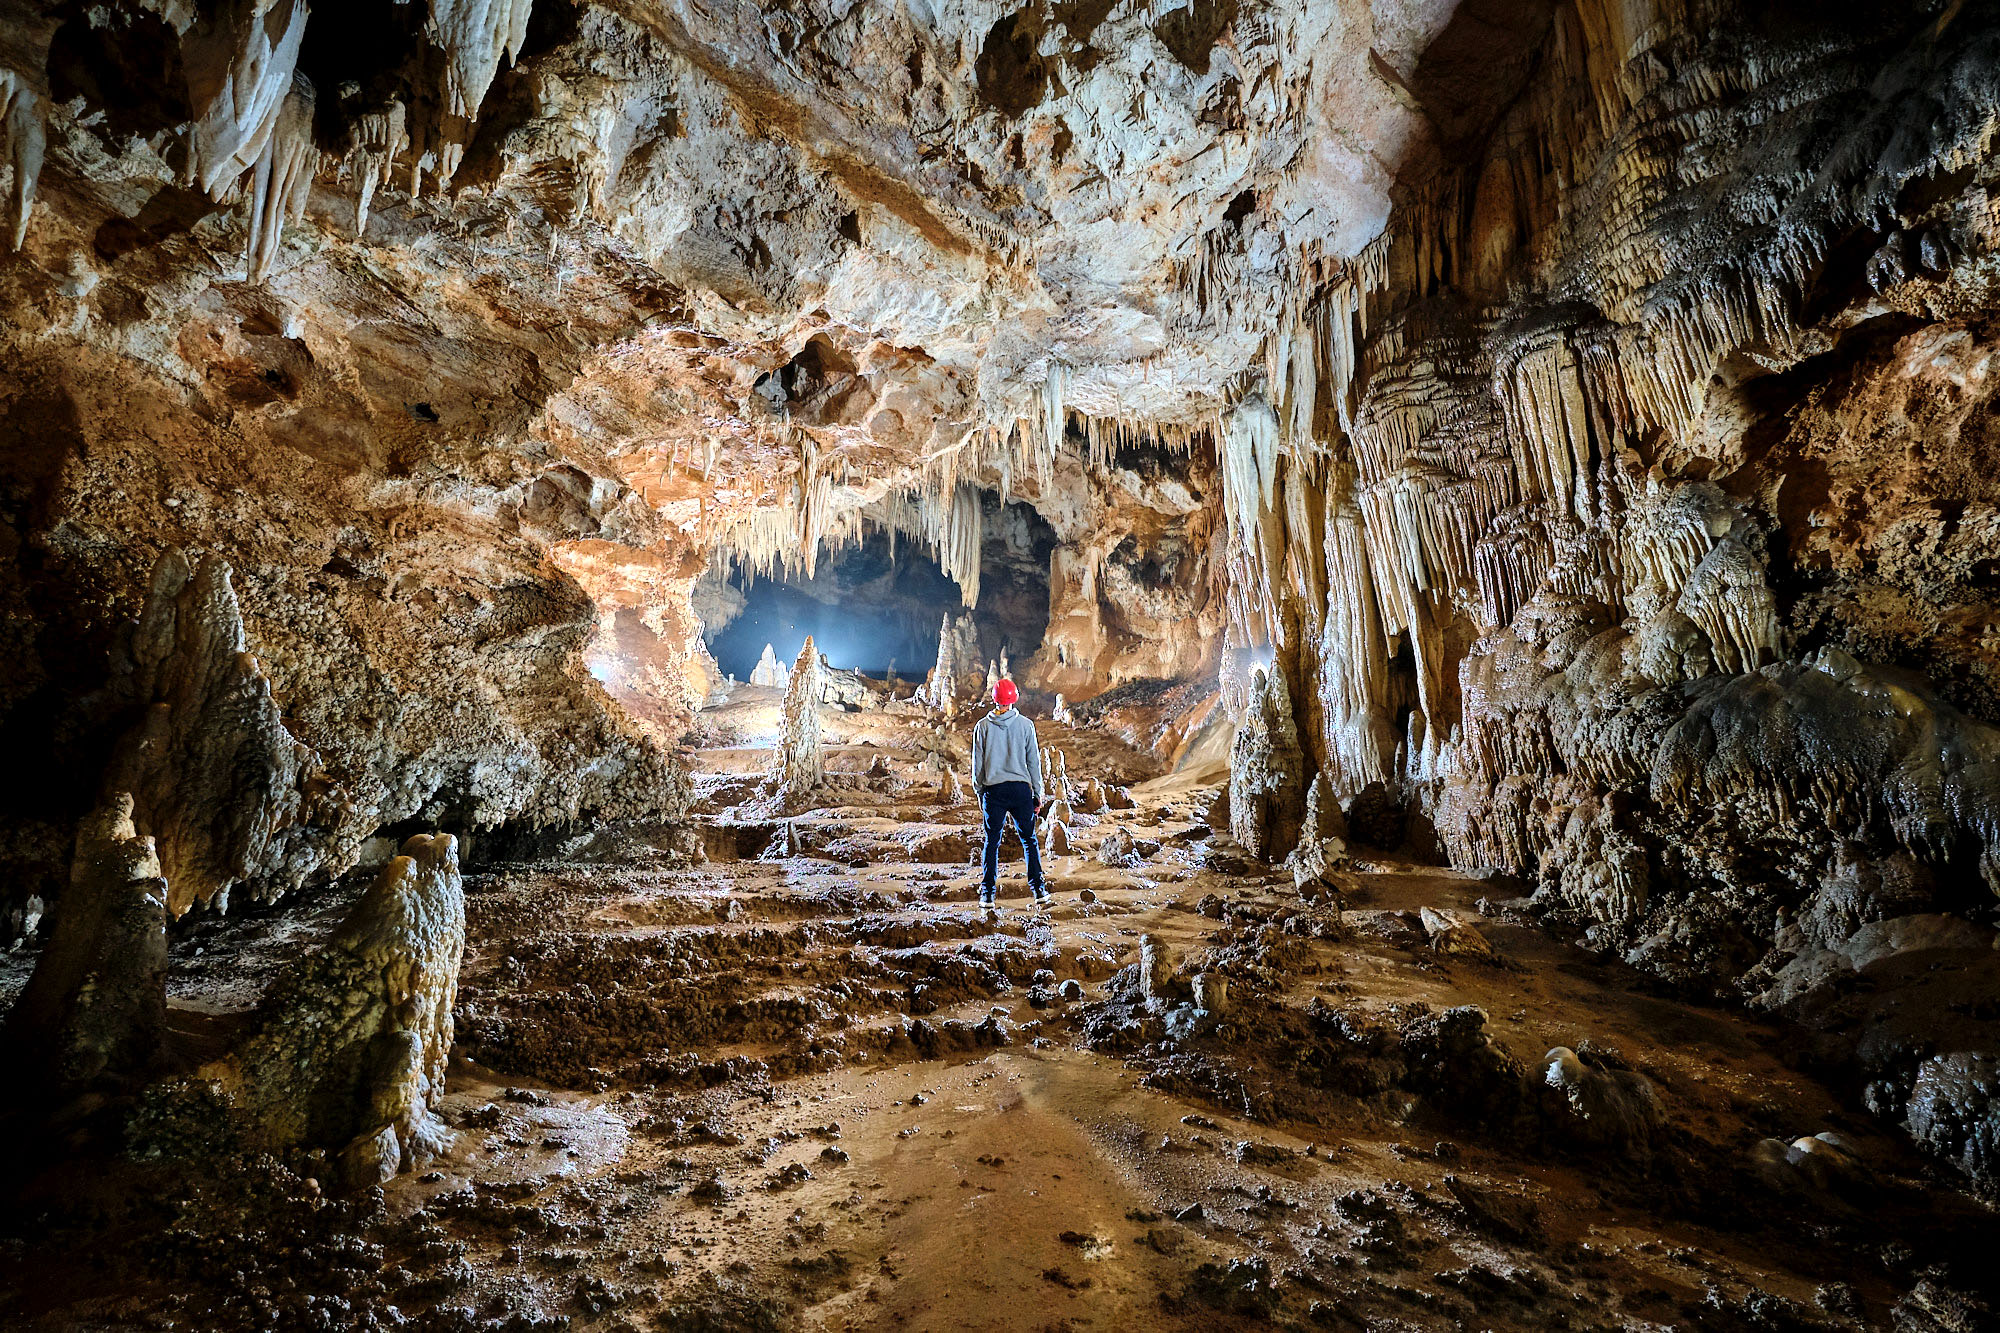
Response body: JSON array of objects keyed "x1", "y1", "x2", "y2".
[{"x1": 705, "y1": 497, "x2": 1058, "y2": 680}]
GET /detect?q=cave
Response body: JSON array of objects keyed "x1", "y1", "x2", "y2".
[
  {"x1": 5, "y1": 2, "x2": 2000, "y2": 1329},
  {"x1": 703, "y1": 495, "x2": 1057, "y2": 681}
]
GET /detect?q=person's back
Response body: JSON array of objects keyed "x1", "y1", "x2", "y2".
[{"x1": 970, "y1": 680, "x2": 1048, "y2": 911}]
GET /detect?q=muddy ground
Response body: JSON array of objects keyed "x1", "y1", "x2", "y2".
[{"x1": 2, "y1": 705, "x2": 1997, "y2": 1331}]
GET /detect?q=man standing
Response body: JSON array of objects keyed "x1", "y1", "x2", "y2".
[{"x1": 971, "y1": 679, "x2": 1049, "y2": 911}]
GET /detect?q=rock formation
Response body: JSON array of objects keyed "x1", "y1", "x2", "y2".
[
  {"x1": 107, "y1": 550, "x2": 330, "y2": 915},
  {"x1": 4, "y1": 794, "x2": 167, "y2": 1098},
  {"x1": 203, "y1": 833, "x2": 466, "y2": 1187},
  {"x1": 1228, "y1": 665, "x2": 1305, "y2": 861},
  {"x1": 772, "y1": 637, "x2": 824, "y2": 809},
  {"x1": 750, "y1": 643, "x2": 789, "y2": 689}
]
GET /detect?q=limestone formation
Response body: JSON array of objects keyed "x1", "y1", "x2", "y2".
[
  {"x1": 1228, "y1": 666, "x2": 1305, "y2": 862},
  {"x1": 1044, "y1": 820, "x2": 1072, "y2": 856},
  {"x1": 107, "y1": 550, "x2": 331, "y2": 916},
  {"x1": 1139, "y1": 934, "x2": 1171, "y2": 1011},
  {"x1": 1541, "y1": 1047, "x2": 1666, "y2": 1159},
  {"x1": 939, "y1": 768, "x2": 963, "y2": 806},
  {"x1": 750, "y1": 644, "x2": 789, "y2": 689},
  {"x1": 206, "y1": 833, "x2": 465, "y2": 1188},
  {"x1": 4, "y1": 795, "x2": 168, "y2": 1097},
  {"x1": 1051, "y1": 694, "x2": 1072, "y2": 725},
  {"x1": 772, "y1": 638, "x2": 824, "y2": 809}
]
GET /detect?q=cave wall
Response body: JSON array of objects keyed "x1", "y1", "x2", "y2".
[
  {"x1": 0, "y1": 11, "x2": 693, "y2": 912},
  {"x1": 1227, "y1": 0, "x2": 2000, "y2": 983}
]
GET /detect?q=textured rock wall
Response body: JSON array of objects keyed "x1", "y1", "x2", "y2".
[{"x1": 1216, "y1": 0, "x2": 2000, "y2": 1182}]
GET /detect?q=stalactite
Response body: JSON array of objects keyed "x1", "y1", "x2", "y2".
[
  {"x1": 1220, "y1": 393, "x2": 1281, "y2": 645},
  {"x1": 347, "y1": 98, "x2": 408, "y2": 236},
  {"x1": 244, "y1": 75, "x2": 318, "y2": 281},
  {"x1": 427, "y1": 0, "x2": 536, "y2": 119},
  {"x1": 183, "y1": 0, "x2": 311, "y2": 200},
  {"x1": 0, "y1": 67, "x2": 46, "y2": 251}
]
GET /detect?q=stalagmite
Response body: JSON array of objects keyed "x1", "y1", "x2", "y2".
[
  {"x1": 750, "y1": 643, "x2": 789, "y2": 688},
  {"x1": 773, "y1": 637, "x2": 824, "y2": 809},
  {"x1": 201, "y1": 833, "x2": 465, "y2": 1187},
  {"x1": 940, "y1": 767, "x2": 963, "y2": 805},
  {"x1": 1230, "y1": 664, "x2": 1306, "y2": 861},
  {"x1": 1051, "y1": 693, "x2": 1072, "y2": 724},
  {"x1": 3, "y1": 794, "x2": 168, "y2": 1097},
  {"x1": 105, "y1": 550, "x2": 329, "y2": 916}
]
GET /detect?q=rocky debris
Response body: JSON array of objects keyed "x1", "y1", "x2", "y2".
[
  {"x1": 1442, "y1": 1176, "x2": 1543, "y2": 1245},
  {"x1": 1097, "y1": 826, "x2": 1138, "y2": 867},
  {"x1": 749, "y1": 644, "x2": 789, "y2": 689},
  {"x1": 201, "y1": 833, "x2": 466, "y2": 1188},
  {"x1": 4, "y1": 794, "x2": 168, "y2": 1097},
  {"x1": 106, "y1": 550, "x2": 333, "y2": 916},
  {"x1": 772, "y1": 638, "x2": 825, "y2": 811},
  {"x1": 1229, "y1": 666, "x2": 1305, "y2": 861},
  {"x1": 1417, "y1": 907, "x2": 1496, "y2": 961},
  {"x1": 1904, "y1": 1053, "x2": 2000, "y2": 1196},
  {"x1": 1540, "y1": 1046, "x2": 1665, "y2": 1159}
]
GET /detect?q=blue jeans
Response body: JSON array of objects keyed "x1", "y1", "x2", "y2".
[{"x1": 979, "y1": 780, "x2": 1045, "y2": 897}]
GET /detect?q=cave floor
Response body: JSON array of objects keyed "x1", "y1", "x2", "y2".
[{"x1": 3, "y1": 735, "x2": 1995, "y2": 1330}]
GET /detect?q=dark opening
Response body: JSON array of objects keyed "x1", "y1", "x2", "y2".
[
  {"x1": 704, "y1": 497, "x2": 1057, "y2": 681},
  {"x1": 976, "y1": 11, "x2": 1053, "y2": 120}
]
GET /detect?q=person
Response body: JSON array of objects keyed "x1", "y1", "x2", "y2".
[{"x1": 971, "y1": 678, "x2": 1048, "y2": 910}]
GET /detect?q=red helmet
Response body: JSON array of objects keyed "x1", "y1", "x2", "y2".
[{"x1": 993, "y1": 679, "x2": 1018, "y2": 707}]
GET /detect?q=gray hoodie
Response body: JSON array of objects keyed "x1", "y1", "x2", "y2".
[{"x1": 971, "y1": 707, "x2": 1042, "y2": 802}]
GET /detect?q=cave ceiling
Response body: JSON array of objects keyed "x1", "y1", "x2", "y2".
[{"x1": 0, "y1": 0, "x2": 1491, "y2": 579}]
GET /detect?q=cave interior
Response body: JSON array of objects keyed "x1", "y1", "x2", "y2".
[{"x1": 4, "y1": 0, "x2": 2000, "y2": 1329}]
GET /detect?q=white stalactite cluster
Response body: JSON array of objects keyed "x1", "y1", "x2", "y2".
[
  {"x1": 183, "y1": 0, "x2": 312, "y2": 200},
  {"x1": 427, "y1": 0, "x2": 534, "y2": 119},
  {"x1": 244, "y1": 75, "x2": 318, "y2": 280}
]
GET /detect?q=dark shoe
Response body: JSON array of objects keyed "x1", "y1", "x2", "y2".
[
  {"x1": 979, "y1": 890, "x2": 998, "y2": 911},
  {"x1": 1030, "y1": 884, "x2": 1052, "y2": 906}
]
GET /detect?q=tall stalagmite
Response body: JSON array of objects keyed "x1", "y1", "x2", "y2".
[{"x1": 774, "y1": 637, "x2": 824, "y2": 810}]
